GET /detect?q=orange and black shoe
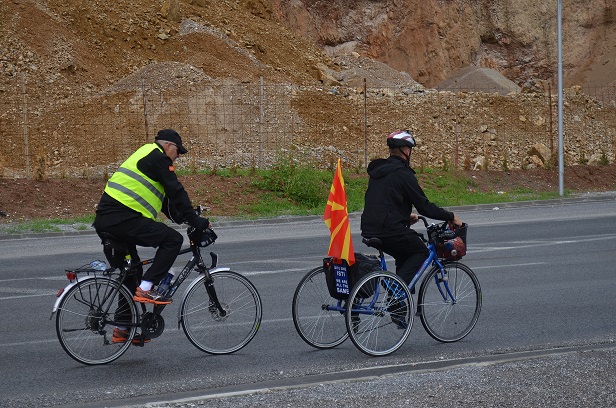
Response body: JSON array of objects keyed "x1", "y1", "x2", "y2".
[
  {"x1": 111, "y1": 327, "x2": 151, "y2": 345},
  {"x1": 133, "y1": 287, "x2": 173, "y2": 305}
]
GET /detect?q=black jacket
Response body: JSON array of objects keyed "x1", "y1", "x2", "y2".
[
  {"x1": 360, "y1": 155, "x2": 454, "y2": 237},
  {"x1": 96, "y1": 142, "x2": 203, "y2": 227}
]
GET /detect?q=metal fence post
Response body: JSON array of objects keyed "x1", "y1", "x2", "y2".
[
  {"x1": 259, "y1": 76, "x2": 264, "y2": 168},
  {"x1": 21, "y1": 73, "x2": 30, "y2": 178},
  {"x1": 141, "y1": 79, "x2": 149, "y2": 142},
  {"x1": 363, "y1": 78, "x2": 367, "y2": 168}
]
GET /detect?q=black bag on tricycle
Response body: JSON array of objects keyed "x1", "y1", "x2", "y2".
[{"x1": 324, "y1": 252, "x2": 382, "y2": 300}]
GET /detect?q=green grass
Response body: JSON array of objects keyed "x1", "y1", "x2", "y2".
[
  {"x1": 245, "y1": 160, "x2": 368, "y2": 217},
  {"x1": 0, "y1": 215, "x2": 94, "y2": 235},
  {"x1": 0, "y1": 161, "x2": 572, "y2": 235},
  {"x1": 217, "y1": 161, "x2": 568, "y2": 219},
  {"x1": 416, "y1": 169, "x2": 566, "y2": 207}
]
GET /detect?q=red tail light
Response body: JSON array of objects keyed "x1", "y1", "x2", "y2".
[{"x1": 66, "y1": 271, "x2": 76, "y2": 281}]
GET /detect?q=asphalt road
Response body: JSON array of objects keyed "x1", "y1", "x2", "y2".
[{"x1": 0, "y1": 194, "x2": 615, "y2": 407}]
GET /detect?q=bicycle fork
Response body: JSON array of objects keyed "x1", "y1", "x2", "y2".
[
  {"x1": 176, "y1": 252, "x2": 230, "y2": 329},
  {"x1": 204, "y1": 272, "x2": 227, "y2": 317},
  {"x1": 434, "y1": 268, "x2": 457, "y2": 304}
]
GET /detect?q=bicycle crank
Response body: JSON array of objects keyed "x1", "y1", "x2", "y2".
[{"x1": 141, "y1": 312, "x2": 165, "y2": 338}]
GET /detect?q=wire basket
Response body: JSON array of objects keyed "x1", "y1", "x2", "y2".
[{"x1": 434, "y1": 223, "x2": 467, "y2": 260}]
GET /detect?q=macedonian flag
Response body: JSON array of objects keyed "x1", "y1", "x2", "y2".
[{"x1": 323, "y1": 158, "x2": 355, "y2": 265}]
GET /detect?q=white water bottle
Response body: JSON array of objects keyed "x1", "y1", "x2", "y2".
[{"x1": 157, "y1": 269, "x2": 175, "y2": 296}]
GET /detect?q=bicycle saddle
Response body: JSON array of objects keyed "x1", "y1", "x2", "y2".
[{"x1": 362, "y1": 237, "x2": 383, "y2": 250}]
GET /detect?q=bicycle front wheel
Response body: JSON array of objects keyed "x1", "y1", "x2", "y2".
[
  {"x1": 292, "y1": 267, "x2": 348, "y2": 349},
  {"x1": 55, "y1": 278, "x2": 137, "y2": 365},
  {"x1": 418, "y1": 262, "x2": 482, "y2": 343},
  {"x1": 180, "y1": 270, "x2": 262, "y2": 354},
  {"x1": 346, "y1": 272, "x2": 413, "y2": 357}
]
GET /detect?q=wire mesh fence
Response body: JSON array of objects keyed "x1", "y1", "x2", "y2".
[{"x1": 1, "y1": 74, "x2": 614, "y2": 179}]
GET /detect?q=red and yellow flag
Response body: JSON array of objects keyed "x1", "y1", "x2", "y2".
[{"x1": 323, "y1": 158, "x2": 355, "y2": 265}]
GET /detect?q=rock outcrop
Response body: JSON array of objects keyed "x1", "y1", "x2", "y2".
[{"x1": 272, "y1": 0, "x2": 616, "y2": 88}]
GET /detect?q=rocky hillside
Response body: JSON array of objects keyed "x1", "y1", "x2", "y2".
[
  {"x1": 273, "y1": 0, "x2": 616, "y2": 88},
  {"x1": 0, "y1": 0, "x2": 614, "y2": 177},
  {"x1": 0, "y1": 0, "x2": 327, "y2": 96},
  {"x1": 2, "y1": 0, "x2": 614, "y2": 95}
]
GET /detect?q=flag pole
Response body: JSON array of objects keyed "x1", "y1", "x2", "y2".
[{"x1": 323, "y1": 157, "x2": 355, "y2": 265}]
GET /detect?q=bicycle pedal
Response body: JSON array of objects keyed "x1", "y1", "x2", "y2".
[
  {"x1": 131, "y1": 337, "x2": 150, "y2": 347},
  {"x1": 135, "y1": 298, "x2": 172, "y2": 306}
]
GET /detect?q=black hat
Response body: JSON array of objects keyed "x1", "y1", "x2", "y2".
[{"x1": 155, "y1": 129, "x2": 188, "y2": 154}]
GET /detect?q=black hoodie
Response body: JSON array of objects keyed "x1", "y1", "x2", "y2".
[{"x1": 360, "y1": 155, "x2": 454, "y2": 237}]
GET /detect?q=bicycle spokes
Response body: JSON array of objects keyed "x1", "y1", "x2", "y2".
[
  {"x1": 180, "y1": 271, "x2": 262, "y2": 355},
  {"x1": 55, "y1": 279, "x2": 137, "y2": 365},
  {"x1": 418, "y1": 263, "x2": 482, "y2": 343},
  {"x1": 346, "y1": 273, "x2": 413, "y2": 356}
]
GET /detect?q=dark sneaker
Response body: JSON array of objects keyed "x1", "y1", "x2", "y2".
[
  {"x1": 390, "y1": 314, "x2": 408, "y2": 330},
  {"x1": 111, "y1": 327, "x2": 151, "y2": 345},
  {"x1": 387, "y1": 298, "x2": 408, "y2": 330},
  {"x1": 134, "y1": 287, "x2": 172, "y2": 305},
  {"x1": 351, "y1": 315, "x2": 361, "y2": 333}
]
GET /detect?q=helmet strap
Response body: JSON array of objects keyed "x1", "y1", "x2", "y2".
[{"x1": 399, "y1": 147, "x2": 411, "y2": 167}]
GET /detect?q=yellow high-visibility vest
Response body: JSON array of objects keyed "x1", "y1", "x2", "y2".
[{"x1": 104, "y1": 143, "x2": 165, "y2": 219}]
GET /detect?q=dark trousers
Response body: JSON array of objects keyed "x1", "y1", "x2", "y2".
[
  {"x1": 378, "y1": 231, "x2": 429, "y2": 286},
  {"x1": 94, "y1": 214, "x2": 183, "y2": 286}
]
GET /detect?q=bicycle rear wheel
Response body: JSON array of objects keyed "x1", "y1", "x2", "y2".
[
  {"x1": 418, "y1": 262, "x2": 482, "y2": 343},
  {"x1": 55, "y1": 278, "x2": 137, "y2": 365},
  {"x1": 292, "y1": 267, "x2": 348, "y2": 349},
  {"x1": 180, "y1": 270, "x2": 262, "y2": 354},
  {"x1": 346, "y1": 272, "x2": 413, "y2": 356}
]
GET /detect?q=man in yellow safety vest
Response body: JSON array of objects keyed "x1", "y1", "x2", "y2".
[{"x1": 94, "y1": 129, "x2": 210, "y2": 343}]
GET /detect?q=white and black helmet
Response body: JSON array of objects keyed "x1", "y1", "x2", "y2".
[{"x1": 386, "y1": 130, "x2": 416, "y2": 149}]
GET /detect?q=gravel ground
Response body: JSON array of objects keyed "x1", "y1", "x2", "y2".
[{"x1": 125, "y1": 346, "x2": 616, "y2": 408}]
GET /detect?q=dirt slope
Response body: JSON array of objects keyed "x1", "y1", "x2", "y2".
[
  {"x1": 3, "y1": 0, "x2": 614, "y2": 102},
  {"x1": 1, "y1": 164, "x2": 615, "y2": 223},
  {"x1": 0, "y1": 0, "x2": 329, "y2": 98}
]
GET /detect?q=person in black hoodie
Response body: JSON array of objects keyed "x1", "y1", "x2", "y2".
[{"x1": 360, "y1": 130, "x2": 463, "y2": 287}]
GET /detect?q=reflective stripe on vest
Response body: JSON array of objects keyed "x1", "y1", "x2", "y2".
[{"x1": 104, "y1": 144, "x2": 165, "y2": 219}]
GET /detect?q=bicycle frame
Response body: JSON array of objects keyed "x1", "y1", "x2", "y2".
[
  {"x1": 51, "y1": 242, "x2": 227, "y2": 321},
  {"x1": 409, "y1": 243, "x2": 458, "y2": 303},
  {"x1": 323, "y1": 231, "x2": 459, "y2": 317}
]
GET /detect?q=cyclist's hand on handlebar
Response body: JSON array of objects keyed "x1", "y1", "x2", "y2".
[
  {"x1": 195, "y1": 217, "x2": 210, "y2": 231},
  {"x1": 409, "y1": 213, "x2": 419, "y2": 225},
  {"x1": 449, "y1": 214, "x2": 463, "y2": 228}
]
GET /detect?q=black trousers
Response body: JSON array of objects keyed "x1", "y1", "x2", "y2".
[
  {"x1": 377, "y1": 230, "x2": 429, "y2": 286},
  {"x1": 94, "y1": 214, "x2": 183, "y2": 286}
]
